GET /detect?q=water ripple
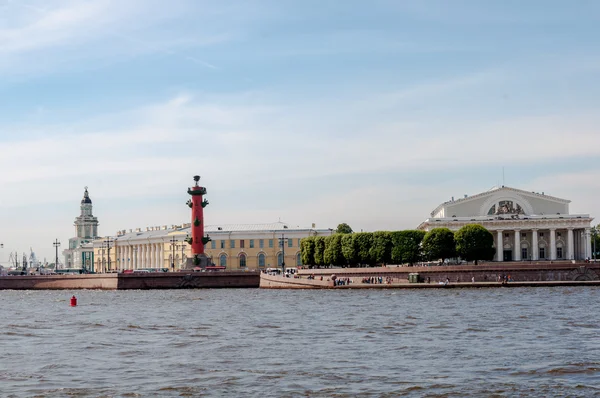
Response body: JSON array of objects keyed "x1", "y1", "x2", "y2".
[{"x1": 0, "y1": 287, "x2": 598, "y2": 396}]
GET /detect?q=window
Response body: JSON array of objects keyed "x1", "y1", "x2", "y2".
[
  {"x1": 230, "y1": 240, "x2": 235, "y2": 249},
  {"x1": 539, "y1": 247, "x2": 545, "y2": 259},
  {"x1": 277, "y1": 252, "x2": 283, "y2": 266},
  {"x1": 269, "y1": 239, "x2": 274, "y2": 248},
  {"x1": 258, "y1": 253, "x2": 265, "y2": 267},
  {"x1": 220, "y1": 240, "x2": 225, "y2": 249},
  {"x1": 259, "y1": 239, "x2": 264, "y2": 249},
  {"x1": 240, "y1": 240, "x2": 245, "y2": 249},
  {"x1": 219, "y1": 254, "x2": 227, "y2": 267},
  {"x1": 211, "y1": 240, "x2": 216, "y2": 249},
  {"x1": 296, "y1": 253, "x2": 302, "y2": 266},
  {"x1": 557, "y1": 247, "x2": 563, "y2": 259},
  {"x1": 521, "y1": 248, "x2": 528, "y2": 260},
  {"x1": 557, "y1": 232, "x2": 562, "y2": 237},
  {"x1": 250, "y1": 239, "x2": 254, "y2": 248},
  {"x1": 298, "y1": 238, "x2": 301, "y2": 247},
  {"x1": 239, "y1": 253, "x2": 246, "y2": 267},
  {"x1": 540, "y1": 232, "x2": 544, "y2": 237},
  {"x1": 504, "y1": 233, "x2": 509, "y2": 238},
  {"x1": 522, "y1": 233, "x2": 527, "y2": 238},
  {"x1": 288, "y1": 239, "x2": 293, "y2": 248}
]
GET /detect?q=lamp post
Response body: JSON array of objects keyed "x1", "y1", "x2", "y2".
[
  {"x1": 53, "y1": 239, "x2": 61, "y2": 271},
  {"x1": 104, "y1": 238, "x2": 114, "y2": 272},
  {"x1": 170, "y1": 236, "x2": 177, "y2": 271},
  {"x1": 278, "y1": 234, "x2": 287, "y2": 274}
]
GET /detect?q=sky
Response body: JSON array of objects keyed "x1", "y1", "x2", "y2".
[{"x1": 0, "y1": 0, "x2": 599, "y2": 264}]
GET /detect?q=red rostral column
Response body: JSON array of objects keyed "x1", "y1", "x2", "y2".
[{"x1": 187, "y1": 175, "x2": 210, "y2": 267}]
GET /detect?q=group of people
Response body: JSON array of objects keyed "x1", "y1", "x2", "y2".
[
  {"x1": 360, "y1": 276, "x2": 389, "y2": 284},
  {"x1": 333, "y1": 277, "x2": 351, "y2": 286},
  {"x1": 497, "y1": 274, "x2": 513, "y2": 284}
]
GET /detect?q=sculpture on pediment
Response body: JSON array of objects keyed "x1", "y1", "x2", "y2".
[{"x1": 494, "y1": 201, "x2": 525, "y2": 215}]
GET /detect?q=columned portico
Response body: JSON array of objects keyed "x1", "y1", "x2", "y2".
[
  {"x1": 585, "y1": 228, "x2": 592, "y2": 260},
  {"x1": 514, "y1": 230, "x2": 521, "y2": 261},
  {"x1": 418, "y1": 186, "x2": 594, "y2": 263},
  {"x1": 550, "y1": 229, "x2": 557, "y2": 261},
  {"x1": 496, "y1": 230, "x2": 503, "y2": 262},
  {"x1": 568, "y1": 229, "x2": 574, "y2": 260},
  {"x1": 532, "y1": 229, "x2": 539, "y2": 261}
]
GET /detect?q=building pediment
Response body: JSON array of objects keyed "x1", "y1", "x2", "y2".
[{"x1": 431, "y1": 186, "x2": 570, "y2": 218}]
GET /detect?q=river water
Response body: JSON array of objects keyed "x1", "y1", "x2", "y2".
[{"x1": 1, "y1": 287, "x2": 599, "y2": 397}]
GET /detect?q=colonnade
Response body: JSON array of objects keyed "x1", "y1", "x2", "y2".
[
  {"x1": 494, "y1": 227, "x2": 591, "y2": 262},
  {"x1": 115, "y1": 243, "x2": 169, "y2": 270}
]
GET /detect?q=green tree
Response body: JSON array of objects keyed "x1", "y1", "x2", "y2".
[
  {"x1": 341, "y1": 233, "x2": 357, "y2": 265},
  {"x1": 314, "y1": 236, "x2": 326, "y2": 267},
  {"x1": 300, "y1": 237, "x2": 315, "y2": 266},
  {"x1": 336, "y1": 223, "x2": 353, "y2": 234},
  {"x1": 454, "y1": 224, "x2": 495, "y2": 265},
  {"x1": 391, "y1": 230, "x2": 426, "y2": 265},
  {"x1": 354, "y1": 232, "x2": 375, "y2": 266},
  {"x1": 422, "y1": 228, "x2": 456, "y2": 262},
  {"x1": 592, "y1": 225, "x2": 600, "y2": 260},
  {"x1": 324, "y1": 234, "x2": 345, "y2": 266},
  {"x1": 370, "y1": 231, "x2": 392, "y2": 265}
]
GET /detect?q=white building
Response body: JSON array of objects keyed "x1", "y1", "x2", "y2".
[
  {"x1": 63, "y1": 187, "x2": 98, "y2": 270},
  {"x1": 93, "y1": 222, "x2": 334, "y2": 272},
  {"x1": 418, "y1": 186, "x2": 594, "y2": 262}
]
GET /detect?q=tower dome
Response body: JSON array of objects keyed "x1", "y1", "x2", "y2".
[{"x1": 81, "y1": 187, "x2": 92, "y2": 204}]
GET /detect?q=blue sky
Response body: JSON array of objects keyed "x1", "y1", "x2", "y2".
[{"x1": 0, "y1": 0, "x2": 599, "y2": 263}]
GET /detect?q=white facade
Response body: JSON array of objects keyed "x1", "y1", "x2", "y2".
[
  {"x1": 418, "y1": 186, "x2": 594, "y2": 261},
  {"x1": 94, "y1": 222, "x2": 334, "y2": 272}
]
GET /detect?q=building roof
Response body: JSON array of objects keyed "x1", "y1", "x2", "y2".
[
  {"x1": 430, "y1": 186, "x2": 570, "y2": 217},
  {"x1": 81, "y1": 187, "x2": 92, "y2": 204},
  {"x1": 109, "y1": 222, "x2": 331, "y2": 242}
]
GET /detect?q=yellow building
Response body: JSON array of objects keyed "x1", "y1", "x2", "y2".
[{"x1": 93, "y1": 222, "x2": 333, "y2": 272}]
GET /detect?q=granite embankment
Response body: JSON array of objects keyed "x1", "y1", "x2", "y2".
[
  {"x1": 260, "y1": 261, "x2": 600, "y2": 289},
  {"x1": 0, "y1": 271, "x2": 260, "y2": 290}
]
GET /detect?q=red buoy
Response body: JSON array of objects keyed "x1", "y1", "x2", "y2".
[{"x1": 70, "y1": 295, "x2": 77, "y2": 307}]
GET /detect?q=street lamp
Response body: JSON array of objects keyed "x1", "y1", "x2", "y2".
[
  {"x1": 170, "y1": 236, "x2": 177, "y2": 271},
  {"x1": 278, "y1": 234, "x2": 288, "y2": 274},
  {"x1": 53, "y1": 239, "x2": 61, "y2": 270},
  {"x1": 104, "y1": 238, "x2": 114, "y2": 272}
]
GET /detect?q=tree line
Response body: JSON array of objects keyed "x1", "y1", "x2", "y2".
[{"x1": 300, "y1": 224, "x2": 495, "y2": 267}]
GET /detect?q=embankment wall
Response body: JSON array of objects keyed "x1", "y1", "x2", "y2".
[
  {"x1": 0, "y1": 271, "x2": 260, "y2": 290},
  {"x1": 297, "y1": 262, "x2": 600, "y2": 283}
]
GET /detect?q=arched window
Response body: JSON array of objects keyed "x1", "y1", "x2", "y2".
[
  {"x1": 219, "y1": 254, "x2": 227, "y2": 267},
  {"x1": 296, "y1": 253, "x2": 302, "y2": 266},
  {"x1": 258, "y1": 253, "x2": 265, "y2": 267},
  {"x1": 239, "y1": 253, "x2": 247, "y2": 268},
  {"x1": 277, "y1": 252, "x2": 283, "y2": 266}
]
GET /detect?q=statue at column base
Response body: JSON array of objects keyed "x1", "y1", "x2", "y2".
[{"x1": 184, "y1": 253, "x2": 209, "y2": 270}]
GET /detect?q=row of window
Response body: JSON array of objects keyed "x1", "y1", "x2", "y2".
[
  {"x1": 517, "y1": 247, "x2": 563, "y2": 259},
  {"x1": 504, "y1": 232, "x2": 562, "y2": 238},
  {"x1": 217, "y1": 252, "x2": 303, "y2": 267},
  {"x1": 211, "y1": 238, "x2": 301, "y2": 250}
]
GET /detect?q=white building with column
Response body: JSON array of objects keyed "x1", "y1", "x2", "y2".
[
  {"x1": 92, "y1": 222, "x2": 333, "y2": 272},
  {"x1": 418, "y1": 186, "x2": 594, "y2": 262}
]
